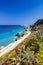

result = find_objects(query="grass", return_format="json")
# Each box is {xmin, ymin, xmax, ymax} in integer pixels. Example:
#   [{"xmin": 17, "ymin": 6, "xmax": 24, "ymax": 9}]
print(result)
[{"xmin": 0, "ymin": 52, "xmax": 8, "ymax": 60}]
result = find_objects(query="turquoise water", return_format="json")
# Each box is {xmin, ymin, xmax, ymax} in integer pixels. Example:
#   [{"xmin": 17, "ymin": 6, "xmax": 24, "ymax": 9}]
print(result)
[{"xmin": 0, "ymin": 25, "xmax": 25, "ymax": 46}]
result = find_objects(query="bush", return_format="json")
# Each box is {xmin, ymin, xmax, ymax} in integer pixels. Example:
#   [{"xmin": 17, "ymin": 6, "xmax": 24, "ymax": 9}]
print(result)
[{"xmin": 30, "ymin": 43, "xmax": 39, "ymax": 53}]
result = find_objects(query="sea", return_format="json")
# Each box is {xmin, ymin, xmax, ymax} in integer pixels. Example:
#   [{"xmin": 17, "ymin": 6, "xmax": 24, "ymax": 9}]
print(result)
[{"xmin": 0, "ymin": 25, "xmax": 26, "ymax": 46}]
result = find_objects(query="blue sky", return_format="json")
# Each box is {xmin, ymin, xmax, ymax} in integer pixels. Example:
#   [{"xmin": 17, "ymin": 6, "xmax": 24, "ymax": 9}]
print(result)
[{"xmin": 0, "ymin": 0, "xmax": 43, "ymax": 25}]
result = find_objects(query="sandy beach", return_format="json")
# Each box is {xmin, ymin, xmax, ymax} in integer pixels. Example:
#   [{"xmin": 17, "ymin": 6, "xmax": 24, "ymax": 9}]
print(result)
[{"xmin": 0, "ymin": 31, "xmax": 31, "ymax": 57}]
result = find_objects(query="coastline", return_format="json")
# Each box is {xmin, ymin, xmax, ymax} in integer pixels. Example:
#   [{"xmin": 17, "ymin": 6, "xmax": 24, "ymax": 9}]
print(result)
[
  {"xmin": 0, "ymin": 25, "xmax": 26, "ymax": 46},
  {"xmin": 0, "ymin": 31, "xmax": 31, "ymax": 57}
]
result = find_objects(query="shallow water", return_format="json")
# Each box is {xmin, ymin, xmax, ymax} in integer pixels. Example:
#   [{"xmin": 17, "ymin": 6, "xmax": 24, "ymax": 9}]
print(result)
[{"xmin": 0, "ymin": 25, "xmax": 25, "ymax": 46}]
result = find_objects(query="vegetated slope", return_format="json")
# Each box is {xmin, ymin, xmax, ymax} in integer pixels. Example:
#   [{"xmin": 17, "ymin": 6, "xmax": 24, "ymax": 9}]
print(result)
[
  {"xmin": 2, "ymin": 19, "xmax": 43, "ymax": 65},
  {"xmin": 34, "ymin": 19, "xmax": 43, "ymax": 25},
  {"xmin": 35, "ymin": 23, "xmax": 43, "ymax": 65}
]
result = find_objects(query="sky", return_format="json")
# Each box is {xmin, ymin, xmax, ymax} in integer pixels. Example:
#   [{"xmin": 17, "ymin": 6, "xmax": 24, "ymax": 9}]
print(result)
[{"xmin": 0, "ymin": 0, "xmax": 43, "ymax": 25}]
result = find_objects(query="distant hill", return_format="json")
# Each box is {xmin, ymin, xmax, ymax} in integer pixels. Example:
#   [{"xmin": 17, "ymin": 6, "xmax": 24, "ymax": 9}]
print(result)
[
  {"xmin": 34, "ymin": 19, "xmax": 43, "ymax": 25},
  {"xmin": 30, "ymin": 19, "xmax": 43, "ymax": 31}
]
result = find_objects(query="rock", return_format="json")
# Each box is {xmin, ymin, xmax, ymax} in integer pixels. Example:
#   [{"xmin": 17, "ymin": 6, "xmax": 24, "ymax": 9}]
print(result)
[
  {"xmin": 16, "ymin": 33, "xmax": 22, "ymax": 39},
  {"xmin": 16, "ymin": 33, "xmax": 21, "ymax": 37}
]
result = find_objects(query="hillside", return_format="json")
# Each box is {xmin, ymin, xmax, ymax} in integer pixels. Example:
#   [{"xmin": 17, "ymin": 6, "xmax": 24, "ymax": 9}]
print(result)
[
  {"xmin": 34, "ymin": 19, "xmax": 43, "ymax": 25},
  {"xmin": 0, "ymin": 19, "xmax": 43, "ymax": 65}
]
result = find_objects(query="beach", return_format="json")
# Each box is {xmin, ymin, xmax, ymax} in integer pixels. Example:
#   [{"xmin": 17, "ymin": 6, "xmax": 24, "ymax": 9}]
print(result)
[
  {"xmin": 0, "ymin": 31, "xmax": 31, "ymax": 57},
  {"xmin": 0, "ymin": 25, "xmax": 26, "ymax": 46}
]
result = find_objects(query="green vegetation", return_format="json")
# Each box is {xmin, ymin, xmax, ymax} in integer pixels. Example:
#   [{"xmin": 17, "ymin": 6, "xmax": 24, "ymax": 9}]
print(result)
[
  {"xmin": 0, "ymin": 18, "xmax": 43, "ymax": 65},
  {"xmin": 34, "ymin": 19, "xmax": 43, "ymax": 25},
  {"xmin": 35, "ymin": 42, "xmax": 43, "ymax": 65}
]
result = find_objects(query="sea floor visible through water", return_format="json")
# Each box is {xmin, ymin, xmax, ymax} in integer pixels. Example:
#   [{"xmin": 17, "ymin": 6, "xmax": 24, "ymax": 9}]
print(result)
[{"xmin": 0, "ymin": 25, "xmax": 26, "ymax": 46}]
